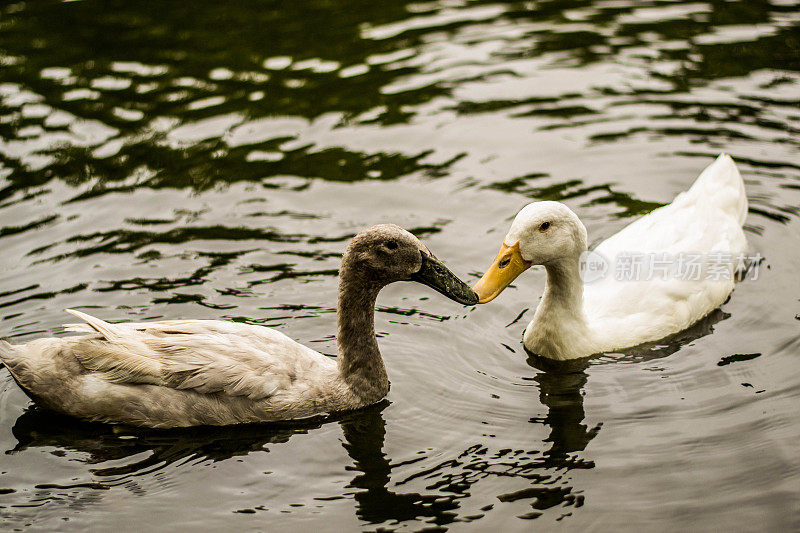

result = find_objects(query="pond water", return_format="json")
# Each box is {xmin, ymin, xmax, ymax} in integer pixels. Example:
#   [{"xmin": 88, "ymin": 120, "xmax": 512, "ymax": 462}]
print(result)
[{"xmin": 1, "ymin": 0, "xmax": 799, "ymax": 530}]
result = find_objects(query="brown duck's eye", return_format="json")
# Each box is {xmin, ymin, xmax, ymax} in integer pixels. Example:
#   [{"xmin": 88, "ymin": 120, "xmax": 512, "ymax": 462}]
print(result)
[
  {"xmin": 539, "ymin": 221, "xmax": 551, "ymax": 231},
  {"xmin": 385, "ymin": 240, "xmax": 398, "ymax": 250}
]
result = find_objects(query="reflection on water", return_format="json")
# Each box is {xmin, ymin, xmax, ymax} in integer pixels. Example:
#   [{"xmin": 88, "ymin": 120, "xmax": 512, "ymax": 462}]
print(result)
[
  {"xmin": 396, "ymin": 366, "xmax": 599, "ymax": 521},
  {"xmin": 1, "ymin": 0, "xmax": 799, "ymax": 529},
  {"xmin": 3, "ymin": 366, "xmax": 599, "ymax": 526},
  {"xmin": 9, "ymin": 408, "xmax": 323, "ymax": 478},
  {"xmin": 341, "ymin": 408, "xmax": 463, "ymax": 525}
]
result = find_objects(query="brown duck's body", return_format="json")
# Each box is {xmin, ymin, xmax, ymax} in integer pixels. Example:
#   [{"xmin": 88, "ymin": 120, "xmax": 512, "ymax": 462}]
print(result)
[{"xmin": 0, "ymin": 224, "xmax": 476, "ymax": 428}]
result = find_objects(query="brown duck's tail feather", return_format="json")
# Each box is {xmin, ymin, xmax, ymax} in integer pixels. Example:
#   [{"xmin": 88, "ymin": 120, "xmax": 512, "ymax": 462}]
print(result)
[
  {"xmin": 0, "ymin": 338, "xmax": 15, "ymax": 358},
  {"xmin": 0, "ymin": 340, "xmax": 24, "ymax": 382},
  {"xmin": 0, "ymin": 339, "xmax": 9, "ymax": 369},
  {"xmin": 64, "ymin": 309, "xmax": 123, "ymax": 342}
]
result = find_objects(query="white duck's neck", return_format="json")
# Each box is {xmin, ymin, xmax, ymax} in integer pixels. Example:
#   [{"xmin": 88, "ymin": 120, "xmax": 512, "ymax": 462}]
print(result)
[
  {"xmin": 336, "ymin": 263, "xmax": 389, "ymax": 404},
  {"xmin": 525, "ymin": 254, "xmax": 593, "ymax": 359}
]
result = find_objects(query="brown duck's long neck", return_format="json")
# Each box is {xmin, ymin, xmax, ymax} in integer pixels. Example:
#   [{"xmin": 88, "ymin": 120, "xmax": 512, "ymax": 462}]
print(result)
[{"xmin": 336, "ymin": 262, "xmax": 389, "ymax": 403}]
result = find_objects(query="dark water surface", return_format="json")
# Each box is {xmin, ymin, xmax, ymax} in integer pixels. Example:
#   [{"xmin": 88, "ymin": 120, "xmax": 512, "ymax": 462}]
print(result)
[{"xmin": 1, "ymin": 0, "xmax": 799, "ymax": 530}]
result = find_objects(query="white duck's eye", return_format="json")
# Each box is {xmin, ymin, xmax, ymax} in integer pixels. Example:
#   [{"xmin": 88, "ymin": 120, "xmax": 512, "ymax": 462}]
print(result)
[
  {"xmin": 385, "ymin": 241, "xmax": 398, "ymax": 250},
  {"xmin": 539, "ymin": 221, "xmax": 551, "ymax": 231}
]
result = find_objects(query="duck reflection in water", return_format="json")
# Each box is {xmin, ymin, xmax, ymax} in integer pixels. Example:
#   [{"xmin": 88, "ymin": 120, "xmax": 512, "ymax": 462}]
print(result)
[
  {"xmin": 5, "ymin": 403, "xmax": 463, "ymax": 525},
  {"xmin": 5, "ymin": 387, "xmax": 593, "ymax": 526},
  {"xmin": 348, "ymin": 364, "xmax": 600, "ymax": 523},
  {"xmin": 456, "ymin": 359, "xmax": 600, "ymax": 520},
  {"xmin": 527, "ymin": 358, "xmax": 599, "ymax": 468}
]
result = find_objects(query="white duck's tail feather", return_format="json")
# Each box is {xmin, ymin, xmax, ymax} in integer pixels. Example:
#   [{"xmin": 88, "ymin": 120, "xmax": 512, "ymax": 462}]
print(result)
[{"xmin": 687, "ymin": 153, "xmax": 748, "ymax": 225}]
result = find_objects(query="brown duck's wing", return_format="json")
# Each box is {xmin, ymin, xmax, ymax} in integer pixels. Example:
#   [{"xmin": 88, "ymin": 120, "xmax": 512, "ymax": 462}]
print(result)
[{"xmin": 64, "ymin": 309, "xmax": 330, "ymax": 401}]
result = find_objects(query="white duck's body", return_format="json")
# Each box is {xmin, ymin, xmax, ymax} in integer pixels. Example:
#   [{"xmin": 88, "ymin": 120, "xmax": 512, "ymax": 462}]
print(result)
[
  {"xmin": 0, "ymin": 225, "xmax": 478, "ymax": 427},
  {"xmin": 474, "ymin": 154, "xmax": 749, "ymax": 360}
]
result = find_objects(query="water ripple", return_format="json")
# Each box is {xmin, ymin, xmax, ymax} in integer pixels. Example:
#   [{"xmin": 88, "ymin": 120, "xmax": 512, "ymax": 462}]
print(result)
[{"xmin": 1, "ymin": 0, "xmax": 799, "ymax": 529}]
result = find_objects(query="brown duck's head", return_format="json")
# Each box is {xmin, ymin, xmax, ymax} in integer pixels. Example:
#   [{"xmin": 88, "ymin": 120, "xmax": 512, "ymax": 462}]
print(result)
[{"xmin": 344, "ymin": 224, "xmax": 478, "ymax": 305}]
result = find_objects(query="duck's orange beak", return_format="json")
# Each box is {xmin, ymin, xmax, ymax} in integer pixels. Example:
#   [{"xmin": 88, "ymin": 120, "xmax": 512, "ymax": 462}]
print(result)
[{"xmin": 472, "ymin": 241, "xmax": 532, "ymax": 304}]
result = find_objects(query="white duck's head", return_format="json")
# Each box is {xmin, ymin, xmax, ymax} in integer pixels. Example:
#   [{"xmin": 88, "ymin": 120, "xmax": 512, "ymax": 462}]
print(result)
[{"xmin": 473, "ymin": 201, "xmax": 587, "ymax": 303}]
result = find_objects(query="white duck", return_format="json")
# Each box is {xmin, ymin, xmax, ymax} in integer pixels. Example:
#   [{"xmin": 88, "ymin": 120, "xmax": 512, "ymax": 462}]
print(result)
[
  {"xmin": 0, "ymin": 224, "xmax": 477, "ymax": 427},
  {"xmin": 473, "ymin": 154, "xmax": 749, "ymax": 360}
]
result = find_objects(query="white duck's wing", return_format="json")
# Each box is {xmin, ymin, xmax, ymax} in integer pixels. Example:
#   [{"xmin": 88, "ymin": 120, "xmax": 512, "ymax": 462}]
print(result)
[
  {"xmin": 63, "ymin": 309, "xmax": 334, "ymax": 401},
  {"xmin": 584, "ymin": 155, "xmax": 749, "ymax": 348},
  {"xmin": 595, "ymin": 154, "xmax": 747, "ymax": 258}
]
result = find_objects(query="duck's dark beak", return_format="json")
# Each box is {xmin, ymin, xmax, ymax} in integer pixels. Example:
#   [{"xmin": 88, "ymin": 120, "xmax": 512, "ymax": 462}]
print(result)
[{"xmin": 409, "ymin": 252, "xmax": 478, "ymax": 305}]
